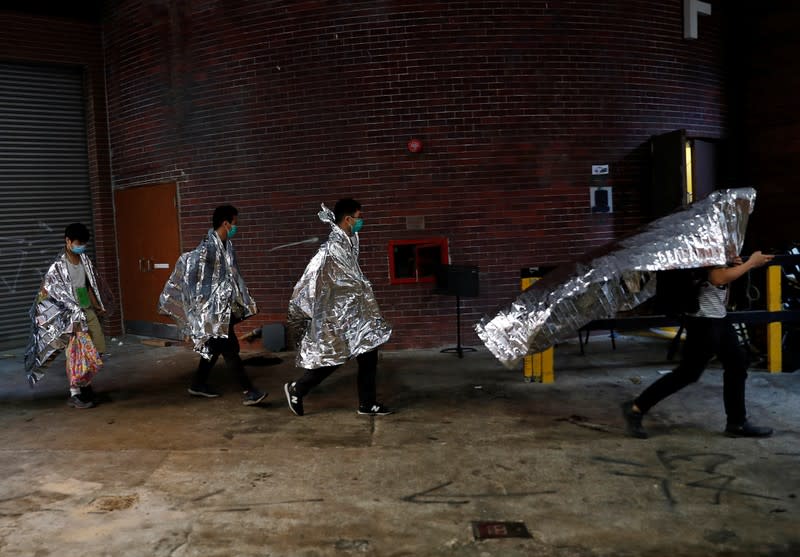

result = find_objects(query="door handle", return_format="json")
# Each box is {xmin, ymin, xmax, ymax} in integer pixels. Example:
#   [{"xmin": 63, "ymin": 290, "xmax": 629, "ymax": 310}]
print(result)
[{"xmin": 139, "ymin": 258, "xmax": 145, "ymax": 273}]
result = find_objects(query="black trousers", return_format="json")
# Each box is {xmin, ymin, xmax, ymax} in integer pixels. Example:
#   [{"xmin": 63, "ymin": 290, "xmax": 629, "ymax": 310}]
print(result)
[
  {"xmin": 193, "ymin": 322, "xmax": 254, "ymax": 391},
  {"xmin": 293, "ymin": 349, "xmax": 378, "ymax": 406},
  {"xmin": 635, "ymin": 316, "xmax": 748, "ymax": 425}
]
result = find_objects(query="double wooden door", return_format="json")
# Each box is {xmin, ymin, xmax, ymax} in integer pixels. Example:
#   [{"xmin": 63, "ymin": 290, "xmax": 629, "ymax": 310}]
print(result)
[{"xmin": 114, "ymin": 183, "xmax": 181, "ymax": 338}]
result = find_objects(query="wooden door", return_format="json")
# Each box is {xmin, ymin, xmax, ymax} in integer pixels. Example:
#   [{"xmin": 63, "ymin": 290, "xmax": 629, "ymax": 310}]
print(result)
[{"xmin": 114, "ymin": 183, "xmax": 181, "ymax": 337}]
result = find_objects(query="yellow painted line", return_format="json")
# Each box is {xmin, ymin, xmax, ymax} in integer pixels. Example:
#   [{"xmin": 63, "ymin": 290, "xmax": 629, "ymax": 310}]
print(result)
[{"xmin": 685, "ymin": 141, "xmax": 693, "ymax": 204}]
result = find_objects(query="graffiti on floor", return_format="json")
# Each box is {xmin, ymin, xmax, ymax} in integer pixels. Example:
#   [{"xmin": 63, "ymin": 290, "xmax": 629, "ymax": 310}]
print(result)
[
  {"xmin": 198, "ymin": 497, "xmax": 325, "ymax": 513},
  {"xmin": 402, "ymin": 480, "xmax": 556, "ymax": 505},
  {"xmin": 592, "ymin": 450, "xmax": 784, "ymax": 507},
  {"xmin": 87, "ymin": 494, "xmax": 139, "ymax": 513}
]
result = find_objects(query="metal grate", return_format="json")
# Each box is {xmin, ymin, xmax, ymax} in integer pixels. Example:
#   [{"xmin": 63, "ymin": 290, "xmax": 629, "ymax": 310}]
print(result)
[{"xmin": 0, "ymin": 62, "xmax": 93, "ymax": 346}]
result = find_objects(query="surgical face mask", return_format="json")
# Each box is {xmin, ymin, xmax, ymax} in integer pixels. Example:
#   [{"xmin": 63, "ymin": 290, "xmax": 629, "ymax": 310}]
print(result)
[
  {"xmin": 228, "ymin": 224, "xmax": 238, "ymax": 238},
  {"xmin": 351, "ymin": 218, "xmax": 364, "ymax": 234},
  {"xmin": 70, "ymin": 243, "xmax": 86, "ymax": 255}
]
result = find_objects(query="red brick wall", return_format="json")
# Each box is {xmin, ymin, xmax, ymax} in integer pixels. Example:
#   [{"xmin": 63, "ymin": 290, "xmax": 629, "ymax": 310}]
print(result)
[
  {"xmin": 728, "ymin": 1, "xmax": 800, "ymax": 252},
  {"xmin": 0, "ymin": 12, "xmax": 121, "ymax": 335},
  {"xmin": 103, "ymin": 0, "xmax": 728, "ymax": 349}
]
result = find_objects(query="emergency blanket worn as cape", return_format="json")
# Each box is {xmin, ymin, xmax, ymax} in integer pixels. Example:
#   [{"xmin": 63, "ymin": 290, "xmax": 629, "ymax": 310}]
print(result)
[
  {"xmin": 158, "ymin": 229, "xmax": 257, "ymax": 359},
  {"xmin": 24, "ymin": 251, "xmax": 105, "ymax": 385},
  {"xmin": 475, "ymin": 188, "xmax": 756, "ymax": 369},
  {"xmin": 288, "ymin": 204, "xmax": 392, "ymax": 369}
]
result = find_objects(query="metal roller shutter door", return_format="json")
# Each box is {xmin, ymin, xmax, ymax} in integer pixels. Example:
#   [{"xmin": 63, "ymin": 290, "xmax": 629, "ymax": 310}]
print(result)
[{"xmin": 0, "ymin": 62, "xmax": 93, "ymax": 347}]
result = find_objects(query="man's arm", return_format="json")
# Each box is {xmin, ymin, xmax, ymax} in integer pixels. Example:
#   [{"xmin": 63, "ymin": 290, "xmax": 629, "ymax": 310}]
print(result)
[
  {"xmin": 708, "ymin": 251, "xmax": 774, "ymax": 286},
  {"xmin": 88, "ymin": 287, "xmax": 105, "ymax": 315}
]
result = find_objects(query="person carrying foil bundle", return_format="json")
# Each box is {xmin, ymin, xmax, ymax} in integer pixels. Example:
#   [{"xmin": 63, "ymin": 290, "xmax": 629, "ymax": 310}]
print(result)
[
  {"xmin": 284, "ymin": 198, "xmax": 393, "ymax": 417},
  {"xmin": 158, "ymin": 205, "xmax": 267, "ymax": 406},
  {"xmin": 622, "ymin": 251, "xmax": 775, "ymax": 439},
  {"xmin": 24, "ymin": 223, "xmax": 106, "ymax": 409}
]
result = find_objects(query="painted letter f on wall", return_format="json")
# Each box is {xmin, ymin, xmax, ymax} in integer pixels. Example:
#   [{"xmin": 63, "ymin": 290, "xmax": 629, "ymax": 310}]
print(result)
[{"xmin": 684, "ymin": 0, "xmax": 712, "ymax": 40}]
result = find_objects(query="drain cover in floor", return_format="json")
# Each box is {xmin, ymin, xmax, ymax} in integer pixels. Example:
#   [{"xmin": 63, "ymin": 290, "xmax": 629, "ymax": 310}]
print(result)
[{"xmin": 471, "ymin": 521, "xmax": 532, "ymax": 540}]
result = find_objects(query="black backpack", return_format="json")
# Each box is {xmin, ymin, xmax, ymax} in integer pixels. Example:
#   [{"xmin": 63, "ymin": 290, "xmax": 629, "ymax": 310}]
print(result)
[{"xmin": 654, "ymin": 268, "xmax": 706, "ymax": 316}]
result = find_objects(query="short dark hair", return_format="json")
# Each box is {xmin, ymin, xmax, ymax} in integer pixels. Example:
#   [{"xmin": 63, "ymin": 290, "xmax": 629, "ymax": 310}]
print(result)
[
  {"xmin": 64, "ymin": 222, "xmax": 90, "ymax": 242},
  {"xmin": 213, "ymin": 205, "xmax": 238, "ymax": 229},
  {"xmin": 333, "ymin": 198, "xmax": 361, "ymax": 224}
]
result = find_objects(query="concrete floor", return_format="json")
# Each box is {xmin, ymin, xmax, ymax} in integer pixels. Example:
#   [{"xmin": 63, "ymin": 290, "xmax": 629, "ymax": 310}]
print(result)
[{"xmin": 0, "ymin": 331, "xmax": 798, "ymax": 557}]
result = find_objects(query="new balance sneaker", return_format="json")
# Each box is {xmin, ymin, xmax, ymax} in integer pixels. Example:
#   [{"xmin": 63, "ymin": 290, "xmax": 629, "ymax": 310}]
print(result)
[
  {"xmin": 242, "ymin": 389, "xmax": 267, "ymax": 406},
  {"xmin": 68, "ymin": 394, "xmax": 94, "ymax": 409},
  {"xmin": 725, "ymin": 420, "xmax": 773, "ymax": 438},
  {"xmin": 357, "ymin": 403, "xmax": 393, "ymax": 416},
  {"xmin": 621, "ymin": 400, "xmax": 648, "ymax": 439},
  {"xmin": 284, "ymin": 382, "xmax": 304, "ymax": 416},
  {"xmin": 188, "ymin": 384, "xmax": 221, "ymax": 398}
]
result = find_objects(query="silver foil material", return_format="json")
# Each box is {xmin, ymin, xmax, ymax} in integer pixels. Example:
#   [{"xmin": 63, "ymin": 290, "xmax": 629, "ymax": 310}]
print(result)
[
  {"xmin": 476, "ymin": 188, "xmax": 756, "ymax": 368},
  {"xmin": 24, "ymin": 251, "xmax": 106, "ymax": 384},
  {"xmin": 288, "ymin": 204, "xmax": 392, "ymax": 369},
  {"xmin": 158, "ymin": 229, "xmax": 258, "ymax": 358}
]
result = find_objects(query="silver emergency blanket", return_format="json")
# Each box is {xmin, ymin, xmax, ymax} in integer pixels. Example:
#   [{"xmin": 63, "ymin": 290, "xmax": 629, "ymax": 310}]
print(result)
[
  {"xmin": 158, "ymin": 229, "xmax": 257, "ymax": 358},
  {"xmin": 476, "ymin": 187, "xmax": 756, "ymax": 368},
  {"xmin": 24, "ymin": 251, "xmax": 105, "ymax": 384},
  {"xmin": 288, "ymin": 204, "xmax": 392, "ymax": 369}
]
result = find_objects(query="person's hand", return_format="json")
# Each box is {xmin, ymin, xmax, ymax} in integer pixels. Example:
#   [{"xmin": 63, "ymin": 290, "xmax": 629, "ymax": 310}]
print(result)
[
  {"xmin": 748, "ymin": 251, "xmax": 775, "ymax": 268},
  {"xmin": 94, "ymin": 306, "xmax": 107, "ymax": 317},
  {"xmin": 239, "ymin": 329, "xmax": 260, "ymax": 344},
  {"xmin": 731, "ymin": 256, "xmax": 743, "ymax": 266}
]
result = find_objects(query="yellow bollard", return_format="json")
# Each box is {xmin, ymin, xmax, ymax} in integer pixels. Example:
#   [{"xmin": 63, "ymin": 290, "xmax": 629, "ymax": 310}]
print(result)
[
  {"xmin": 766, "ymin": 264, "xmax": 782, "ymax": 373},
  {"xmin": 521, "ymin": 274, "xmax": 554, "ymax": 383}
]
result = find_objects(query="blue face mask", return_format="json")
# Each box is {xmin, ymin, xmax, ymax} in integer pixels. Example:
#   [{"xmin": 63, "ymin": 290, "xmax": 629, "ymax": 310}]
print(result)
[
  {"xmin": 70, "ymin": 244, "xmax": 86, "ymax": 255},
  {"xmin": 351, "ymin": 218, "xmax": 364, "ymax": 234},
  {"xmin": 228, "ymin": 224, "xmax": 238, "ymax": 238}
]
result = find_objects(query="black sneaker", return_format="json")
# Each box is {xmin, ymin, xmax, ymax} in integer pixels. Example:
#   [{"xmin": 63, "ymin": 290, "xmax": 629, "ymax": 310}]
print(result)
[
  {"xmin": 188, "ymin": 384, "xmax": 220, "ymax": 398},
  {"xmin": 80, "ymin": 385, "xmax": 95, "ymax": 403},
  {"xmin": 284, "ymin": 382, "xmax": 304, "ymax": 416},
  {"xmin": 621, "ymin": 401, "xmax": 648, "ymax": 439},
  {"xmin": 357, "ymin": 403, "xmax": 393, "ymax": 416},
  {"xmin": 68, "ymin": 394, "xmax": 94, "ymax": 409},
  {"xmin": 725, "ymin": 420, "xmax": 773, "ymax": 438},
  {"xmin": 242, "ymin": 389, "xmax": 267, "ymax": 406}
]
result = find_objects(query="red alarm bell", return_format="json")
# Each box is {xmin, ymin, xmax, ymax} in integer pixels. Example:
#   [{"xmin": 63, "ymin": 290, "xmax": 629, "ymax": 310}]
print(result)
[{"xmin": 407, "ymin": 138, "xmax": 423, "ymax": 153}]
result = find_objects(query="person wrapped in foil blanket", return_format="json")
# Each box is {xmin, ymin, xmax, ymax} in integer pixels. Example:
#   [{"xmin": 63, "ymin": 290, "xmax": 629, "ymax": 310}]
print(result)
[
  {"xmin": 288, "ymin": 203, "xmax": 392, "ymax": 370},
  {"xmin": 158, "ymin": 226, "xmax": 257, "ymax": 359},
  {"xmin": 475, "ymin": 187, "xmax": 756, "ymax": 369},
  {"xmin": 158, "ymin": 205, "xmax": 266, "ymax": 405},
  {"xmin": 24, "ymin": 225, "xmax": 105, "ymax": 390}
]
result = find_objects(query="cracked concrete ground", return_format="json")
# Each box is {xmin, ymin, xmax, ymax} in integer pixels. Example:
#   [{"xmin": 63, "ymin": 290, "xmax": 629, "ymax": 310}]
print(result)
[{"xmin": 0, "ymin": 332, "xmax": 798, "ymax": 556}]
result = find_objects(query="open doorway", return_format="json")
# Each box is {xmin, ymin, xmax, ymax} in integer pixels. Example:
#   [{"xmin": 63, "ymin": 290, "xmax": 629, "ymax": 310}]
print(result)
[{"xmin": 649, "ymin": 129, "xmax": 721, "ymax": 219}]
